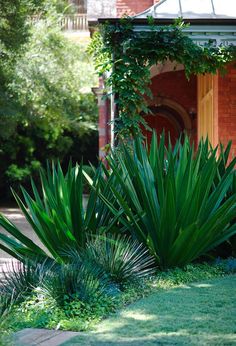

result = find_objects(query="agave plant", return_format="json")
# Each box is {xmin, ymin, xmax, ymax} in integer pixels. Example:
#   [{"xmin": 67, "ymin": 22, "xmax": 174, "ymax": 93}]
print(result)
[
  {"xmin": 0, "ymin": 162, "xmax": 122, "ymax": 263},
  {"xmin": 99, "ymin": 133, "xmax": 236, "ymax": 269}
]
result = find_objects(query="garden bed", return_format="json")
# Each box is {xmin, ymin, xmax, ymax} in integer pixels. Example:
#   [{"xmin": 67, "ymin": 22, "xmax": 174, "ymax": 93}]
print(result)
[{"xmin": 1, "ymin": 261, "xmax": 235, "ymax": 345}]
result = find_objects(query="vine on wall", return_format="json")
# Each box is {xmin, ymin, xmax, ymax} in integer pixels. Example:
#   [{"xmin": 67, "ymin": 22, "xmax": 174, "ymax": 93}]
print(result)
[{"xmin": 89, "ymin": 18, "xmax": 236, "ymax": 138}]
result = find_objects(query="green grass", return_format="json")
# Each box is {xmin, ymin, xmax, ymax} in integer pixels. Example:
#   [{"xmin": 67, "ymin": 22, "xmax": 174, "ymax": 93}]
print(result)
[
  {"xmin": 0, "ymin": 262, "xmax": 234, "ymax": 345},
  {"xmin": 63, "ymin": 275, "xmax": 236, "ymax": 346}
]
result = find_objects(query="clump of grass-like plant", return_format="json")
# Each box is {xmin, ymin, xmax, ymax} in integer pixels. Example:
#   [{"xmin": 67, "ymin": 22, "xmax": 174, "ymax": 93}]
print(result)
[
  {"xmin": 0, "ymin": 260, "xmax": 49, "ymax": 307},
  {"xmin": 0, "ymin": 235, "xmax": 155, "ymax": 315},
  {"xmin": 80, "ymin": 235, "xmax": 156, "ymax": 288}
]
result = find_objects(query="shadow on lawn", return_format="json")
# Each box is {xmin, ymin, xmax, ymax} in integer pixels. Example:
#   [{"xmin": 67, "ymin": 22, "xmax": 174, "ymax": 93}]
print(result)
[{"xmin": 63, "ymin": 276, "xmax": 236, "ymax": 346}]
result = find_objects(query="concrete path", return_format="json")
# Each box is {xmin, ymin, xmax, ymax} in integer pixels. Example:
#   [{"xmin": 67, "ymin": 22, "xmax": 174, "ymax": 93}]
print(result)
[{"xmin": 13, "ymin": 328, "xmax": 81, "ymax": 346}]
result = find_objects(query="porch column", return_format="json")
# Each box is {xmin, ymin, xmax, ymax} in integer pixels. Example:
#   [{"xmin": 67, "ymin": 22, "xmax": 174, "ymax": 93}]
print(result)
[
  {"xmin": 92, "ymin": 77, "xmax": 111, "ymax": 159},
  {"xmin": 197, "ymin": 73, "xmax": 219, "ymax": 147}
]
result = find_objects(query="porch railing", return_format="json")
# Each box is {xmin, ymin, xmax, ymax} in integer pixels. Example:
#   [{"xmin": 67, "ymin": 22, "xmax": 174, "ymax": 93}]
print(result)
[
  {"xmin": 60, "ymin": 14, "xmax": 88, "ymax": 31},
  {"xmin": 31, "ymin": 14, "xmax": 88, "ymax": 31}
]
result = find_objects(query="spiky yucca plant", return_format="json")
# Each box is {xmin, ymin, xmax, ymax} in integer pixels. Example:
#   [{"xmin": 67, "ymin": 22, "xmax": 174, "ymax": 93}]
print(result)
[
  {"xmin": 0, "ymin": 162, "xmax": 121, "ymax": 263},
  {"xmin": 99, "ymin": 133, "xmax": 236, "ymax": 269}
]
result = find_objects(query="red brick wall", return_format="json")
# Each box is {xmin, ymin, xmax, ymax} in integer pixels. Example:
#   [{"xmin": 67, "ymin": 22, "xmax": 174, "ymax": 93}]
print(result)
[
  {"xmin": 98, "ymin": 70, "xmax": 197, "ymax": 153},
  {"xmin": 117, "ymin": 0, "xmax": 159, "ymax": 17},
  {"xmin": 218, "ymin": 63, "xmax": 236, "ymax": 155},
  {"xmin": 149, "ymin": 70, "xmax": 197, "ymax": 144}
]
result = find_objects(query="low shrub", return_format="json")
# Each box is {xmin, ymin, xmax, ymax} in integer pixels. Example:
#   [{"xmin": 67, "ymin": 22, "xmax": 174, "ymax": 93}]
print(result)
[
  {"xmin": 41, "ymin": 262, "xmax": 107, "ymax": 307},
  {"xmin": 215, "ymin": 257, "xmax": 236, "ymax": 274},
  {"xmin": 0, "ymin": 235, "xmax": 155, "ymax": 334}
]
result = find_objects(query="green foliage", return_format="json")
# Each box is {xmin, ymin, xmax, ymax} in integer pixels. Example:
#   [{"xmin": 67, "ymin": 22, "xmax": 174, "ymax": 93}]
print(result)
[
  {"xmin": 0, "ymin": 0, "xmax": 45, "ymax": 58},
  {"xmin": 154, "ymin": 263, "xmax": 226, "ymax": 289},
  {"xmin": 51, "ymin": 0, "xmax": 77, "ymax": 14},
  {"xmin": 0, "ymin": 262, "xmax": 229, "ymax": 337},
  {"xmin": 198, "ymin": 140, "xmax": 236, "ymax": 257},
  {"xmin": 3, "ymin": 287, "xmax": 116, "ymax": 332},
  {"xmin": 89, "ymin": 18, "xmax": 236, "ymax": 137},
  {"xmin": 11, "ymin": 19, "xmax": 97, "ymax": 131},
  {"xmin": 99, "ymin": 133, "xmax": 236, "ymax": 269},
  {"xmin": 62, "ymin": 236, "xmax": 156, "ymax": 289},
  {"xmin": 6, "ymin": 161, "xmax": 41, "ymax": 186},
  {"xmin": 0, "ymin": 238, "xmax": 156, "ymax": 335},
  {"xmin": 41, "ymin": 263, "xmax": 106, "ymax": 307},
  {"xmin": 0, "ymin": 0, "xmax": 47, "ymax": 126},
  {"xmin": 79, "ymin": 235, "xmax": 156, "ymax": 288},
  {"xmin": 0, "ymin": 7, "xmax": 98, "ymax": 200},
  {"xmin": 0, "ymin": 260, "xmax": 48, "ymax": 307},
  {"xmin": 0, "ymin": 161, "xmax": 122, "ymax": 262}
]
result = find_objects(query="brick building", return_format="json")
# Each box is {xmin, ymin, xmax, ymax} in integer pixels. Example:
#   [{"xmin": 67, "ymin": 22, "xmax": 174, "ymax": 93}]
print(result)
[{"xmin": 89, "ymin": 0, "xmax": 236, "ymax": 155}]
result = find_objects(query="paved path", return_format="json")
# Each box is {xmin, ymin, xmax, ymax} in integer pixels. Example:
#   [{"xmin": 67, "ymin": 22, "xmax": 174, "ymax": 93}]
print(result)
[{"xmin": 13, "ymin": 329, "xmax": 81, "ymax": 346}]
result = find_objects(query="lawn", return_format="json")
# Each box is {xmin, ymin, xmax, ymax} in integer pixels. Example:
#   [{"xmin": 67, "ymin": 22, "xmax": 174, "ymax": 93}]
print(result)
[{"xmin": 63, "ymin": 275, "xmax": 236, "ymax": 346}]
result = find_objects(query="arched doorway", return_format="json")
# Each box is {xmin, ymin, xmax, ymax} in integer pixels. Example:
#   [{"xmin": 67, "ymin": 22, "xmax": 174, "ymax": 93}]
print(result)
[{"xmin": 142, "ymin": 101, "xmax": 192, "ymax": 145}]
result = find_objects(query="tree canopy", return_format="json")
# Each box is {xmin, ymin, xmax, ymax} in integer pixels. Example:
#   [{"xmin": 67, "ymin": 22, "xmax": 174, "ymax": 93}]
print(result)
[{"xmin": 0, "ymin": 0, "xmax": 98, "ymax": 200}]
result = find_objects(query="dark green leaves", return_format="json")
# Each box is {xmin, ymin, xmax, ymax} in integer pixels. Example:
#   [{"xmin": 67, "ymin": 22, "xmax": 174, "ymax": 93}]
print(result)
[
  {"xmin": 0, "ymin": 162, "xmax": 120, "ymax": 263},
  {"xmin": 100, "ymin": 134, "xmax": 236, "ymax": 269}
]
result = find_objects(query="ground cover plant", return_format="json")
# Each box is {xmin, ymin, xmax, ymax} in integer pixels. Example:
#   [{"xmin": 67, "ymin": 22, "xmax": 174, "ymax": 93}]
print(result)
[{"xmin": 0, "ymin": 236, "xmax": 156, "ymax": 344}]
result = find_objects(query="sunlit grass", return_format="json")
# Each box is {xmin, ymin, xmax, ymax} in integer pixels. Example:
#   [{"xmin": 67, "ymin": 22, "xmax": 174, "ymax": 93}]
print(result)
[{"xmin": 64, "ymin": 275, "xmax": 236, "ymax": 345}]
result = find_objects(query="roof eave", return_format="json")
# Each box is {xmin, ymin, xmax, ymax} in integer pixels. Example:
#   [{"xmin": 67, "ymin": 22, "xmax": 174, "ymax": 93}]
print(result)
[{"xmin": 96, "ymin": 17, "xmax": 236, "ymax": 26}]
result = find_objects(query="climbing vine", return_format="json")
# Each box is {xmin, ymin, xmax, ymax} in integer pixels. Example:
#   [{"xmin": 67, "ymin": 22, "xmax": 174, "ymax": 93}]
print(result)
[{"xmin": 89, "ymin": 17, "xmax": 236, "ymax": 138}]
